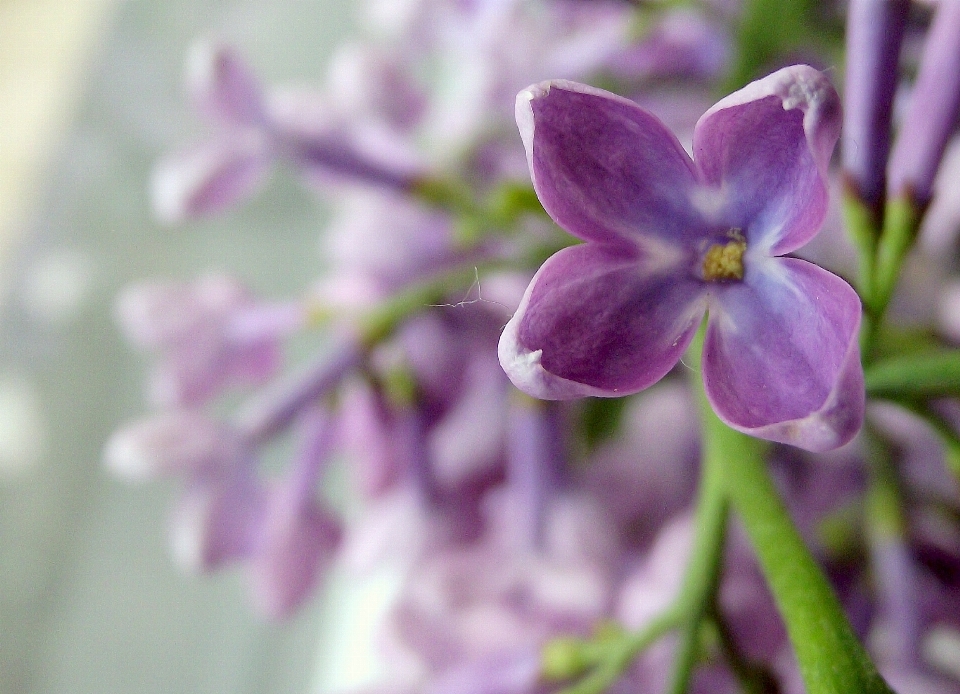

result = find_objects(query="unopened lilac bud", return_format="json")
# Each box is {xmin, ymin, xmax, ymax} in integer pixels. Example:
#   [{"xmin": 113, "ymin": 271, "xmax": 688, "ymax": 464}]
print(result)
[
  {"xmin": 498, "ymin": 395, "xmax": 561, "ymax": 551},
  {"xmin": 870, "ymin": 539, "xmax": 919, "ymax": 667},
  {"xmin": 234, "ymin": 334, "xmax": 362, "ymax": 443},
  {"xmin": 843, "ymin": 0, "xmax": 909, "ymax": 207},
  {"xmin": 888, "ymin": 1, "xmax": 960, "ymax": 205},
  {"xmin": 280, "ymin": 131, "xmax": 421, "ymax": 193},
  {"xmin": 617, "ymin": 514, "xmax": 693, "ymax": 629},
  {"xmin": 339, "ymin": 378, "xmax": 397, "ymax": 495},
  {"xmin": 429, "ymin": 354, "xmax": 508, "ymax": 492},
  {"xmin": 185, "ymin": 40, "xmax": 265, "ymax": 126},
  {"xmin": 151, "ymin": 132, "xmax": 273, "ymax": 223},
  {"xmin": 541, "ymin": 637, "xmax": 590, "ymax": 681}
]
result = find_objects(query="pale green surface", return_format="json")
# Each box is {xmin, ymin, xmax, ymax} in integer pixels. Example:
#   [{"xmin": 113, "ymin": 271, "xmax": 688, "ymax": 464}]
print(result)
[{"xmin": 0, "ymin": 2, "xmax": 356, "ymax": 693}]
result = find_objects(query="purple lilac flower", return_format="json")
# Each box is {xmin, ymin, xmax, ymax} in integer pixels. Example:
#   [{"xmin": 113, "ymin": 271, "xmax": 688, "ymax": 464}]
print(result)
[
  {"xmin": 104, "ymin": 409, "xmax": 266, "ymax": 571},
  {"xmin": 498, "ymin": 66, "xmax": 865, "ymax": 452},
  {"xmin": 609, "ymin": 9, "xmax": 731, "ymax": 83},
  {"xmin": 385, "ymin": 492, "xmax": 619, "ymax": 678},
  {"xmin": 153, "ymin": 41, "xmax": 421, "ymax": 223},
  {"xmin": 115, "ymin": 273, "xmax": 298, "ymax": 406}
]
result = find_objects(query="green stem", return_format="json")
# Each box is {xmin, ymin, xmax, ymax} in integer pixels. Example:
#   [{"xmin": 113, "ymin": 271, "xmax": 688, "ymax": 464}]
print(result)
[
  {"xmin": 666, "ymin": 373, "xmax": 730, "ymax": 694},
  {"xmin": 684, "ymin": 320, "xmax": 892, "ymax": 693},
  {"xmin": 553, "ymin": 613, "xmax": 681, "ymax": 694},
  {"xmin": 865, "ymin": 349, "xmax": 960, "ymax": 399},
  {"xmin": 713, "ymin": 419, "xmax": 894, "ymax": 693},
  {"xmin": 842, "ymin": 189, "xmax": 880, "ymax": 305},
  {"xmin": 359, "ymin": 261, "xmax": 502, "ymax": 345},
  {"xmin": 863, "ymin": 430, "xmax": 907, "ymax": 539},
  {"xmin": 862, "ymin": 196, "xmax": 923, "ymax": 359}
]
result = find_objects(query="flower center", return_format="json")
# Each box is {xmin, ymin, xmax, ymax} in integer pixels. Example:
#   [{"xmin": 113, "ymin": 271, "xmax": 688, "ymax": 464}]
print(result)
[{"xmin": 701, "ymin": 229, "xmax": 746, "ymax": 282}]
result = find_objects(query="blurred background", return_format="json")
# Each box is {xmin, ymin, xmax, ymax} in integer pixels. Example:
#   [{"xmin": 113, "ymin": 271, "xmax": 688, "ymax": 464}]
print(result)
[{"xmin": 0, "ymin": 1, "xmax": 359, "ymax": 692}]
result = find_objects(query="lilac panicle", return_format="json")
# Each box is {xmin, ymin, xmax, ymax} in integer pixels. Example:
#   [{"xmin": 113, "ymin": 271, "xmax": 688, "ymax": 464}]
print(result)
[
  {"xmin": 887, "ymin": 1, "xmax": 960, "ymax": 205},
  {"xmin": 842, "ymin": 0, "xmax": 909, "ymax": 207},
  {"xmin": 498, "ymin": 66, "xmax": 864, "ymax": 452},
  {"xmin": 152, "ymin": 40, "xmax": 422, "ymax": 224}
]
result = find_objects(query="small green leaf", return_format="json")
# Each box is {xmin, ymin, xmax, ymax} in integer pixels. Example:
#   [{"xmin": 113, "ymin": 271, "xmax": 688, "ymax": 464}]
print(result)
[{"xmin": 865, "ymin": 350, "xmax": 960, "ymax": 399}]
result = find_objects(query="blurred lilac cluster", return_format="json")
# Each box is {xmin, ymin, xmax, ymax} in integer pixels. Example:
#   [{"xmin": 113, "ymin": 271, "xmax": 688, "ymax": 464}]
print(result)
[{"xmin": 102, "ymin": 0, "xmax": 960, "ymax": 692}]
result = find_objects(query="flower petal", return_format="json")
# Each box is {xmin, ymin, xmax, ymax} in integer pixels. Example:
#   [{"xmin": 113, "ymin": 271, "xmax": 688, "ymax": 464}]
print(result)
[
  {"xmin": 499, "ymin": 243, "xmax": 705, "ymax": 399},
  {"xmin": 517, "ymin": 80, "xmax": 700, "ymax": 247},
  {"xmin": 186, "ymin": 40, "xmax": 265, "ymax": 126},
  {"xmin": 692, "ymin": 65, "xmax": 841, "ymax": 255},
  {"xmin": 702, "ymin": 257, "xmax": 863, "ymax": 451},
  {"xmin": 151, "ymin": 132, "xmax": 273, "ymax": 224}
]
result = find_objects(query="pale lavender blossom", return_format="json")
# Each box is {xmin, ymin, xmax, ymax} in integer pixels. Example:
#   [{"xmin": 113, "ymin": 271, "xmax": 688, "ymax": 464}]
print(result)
[
  {"xmin": 106, "ymin": 331, "xmax": 362, "ymax": 617},
  {"xmin": 578, "ymin": 381, "xmax": 699, "ymax": 545},
  {"xmin": 104, "ymin": 408, "xmax": 266, "ymax": 572},
  {"xmin": 103, "ymin": 408, "xmax": 246, "ymax": 481},
  {"xmin": 609, "ymin": 9, "xmax": 731, "ymax": 83},
  {"xmin": 361, "ymin": 460, "xmax": 625, "ymax": 692},
  {"xmin": 338, "ymin": 377, "xmax": 415, "ymax": 498},
  {"xmin": 424, "ymin": 648, "xmax": 544, "ymax": 694},
  {"xmin": 115, "ymin": 273, "xmax": 298, "ymax": 406},
  {"xmin": 499, "ymin": 66, "xmax": 865, "ymax": 452},
  {"xmin": 153, "ymin": 41, "xmax": 422, "ymax": 223}
]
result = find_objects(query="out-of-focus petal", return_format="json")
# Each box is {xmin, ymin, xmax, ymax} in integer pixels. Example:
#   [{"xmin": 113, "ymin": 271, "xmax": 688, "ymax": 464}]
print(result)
[
  {"xmin": 103, "ymin": 411, "xmax": 243, "ymax": 481},
  {"xmin": 692, "ymin": 65, "xmax": 841, "ymax": 255},
  {"xmin": 151, "ymin": 131, "xmax": 273, "ymax": 223},
  {"xmin": 429, "ymin": 353, "xmax": 507, "ymax": 491},
  {"xmin": 517, "ymin": 80, "xmax": 699, "ymax": 247},
  {"xmin": 499, "ymin": 243, "xmax": 705, "ymax": 399},
  {"xmin": 185, "ymin": 40, "xmax": 265, "ymax": 126},
  {"xmin": 247, "ymin": 494, "xmax": 341, "ymax": 620},
  {"xmin": 424, "ymin": 648, "xmax": 542, "ymax": 694},
  {"xmin": 168, "ymin": 466, "xmax": 265, "ymax": 573},
  {"xmin": 703, "ymin": 257, "xmax": 863, "ymax": 451}
]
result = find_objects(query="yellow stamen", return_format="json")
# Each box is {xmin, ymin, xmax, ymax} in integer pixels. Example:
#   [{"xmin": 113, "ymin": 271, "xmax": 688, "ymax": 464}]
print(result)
[{"xmin": 702, "ymin": 232, "xmax": 746, "ymax": 281}]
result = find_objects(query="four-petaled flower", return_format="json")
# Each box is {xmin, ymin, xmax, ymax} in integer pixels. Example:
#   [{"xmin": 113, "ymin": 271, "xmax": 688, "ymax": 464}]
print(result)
[{"xmin": 498, "ymin": 66, "xmax": 864, "ymax": 452}]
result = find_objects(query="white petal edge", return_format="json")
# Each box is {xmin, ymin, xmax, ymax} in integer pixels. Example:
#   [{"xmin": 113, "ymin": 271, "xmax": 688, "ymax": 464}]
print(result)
[
  {"xmin": 497, "ymin": 278, "xmax": 616, "ymax": 401},
  {"xmin": 707, "ymin": 331, "xmax": 864, "ymax": 452}
]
